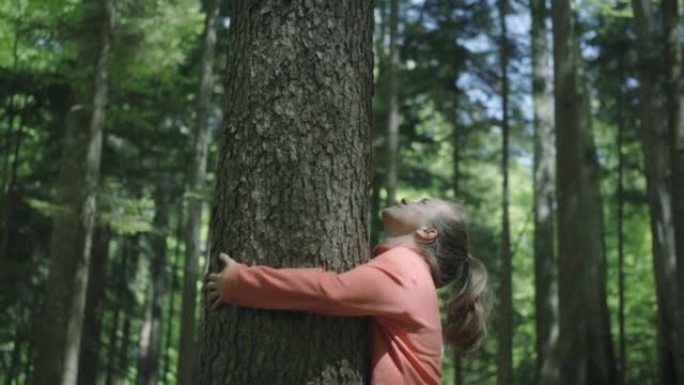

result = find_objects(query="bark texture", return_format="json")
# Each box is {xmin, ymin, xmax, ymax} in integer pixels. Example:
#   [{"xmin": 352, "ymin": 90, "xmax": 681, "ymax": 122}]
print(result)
[
  {"xmin": 178, "ymin": 0, "xmax": 220, "ymax": 382},
  {"xmin": 31, "ymin": 1, "xmax": 114, "ymax": 384},
  {"xmin": 199, "ymin": 0, "xmax": 374, "ymax": 384},
  {"xmin": 531, "ymin": 0, "xmax": 558, "ymax": 383}
]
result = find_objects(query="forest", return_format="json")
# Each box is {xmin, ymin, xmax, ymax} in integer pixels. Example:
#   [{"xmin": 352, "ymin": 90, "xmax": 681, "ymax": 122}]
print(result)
[{"xmin": 0, "ymin": 0, "xmax": 683, "ymax": 384}]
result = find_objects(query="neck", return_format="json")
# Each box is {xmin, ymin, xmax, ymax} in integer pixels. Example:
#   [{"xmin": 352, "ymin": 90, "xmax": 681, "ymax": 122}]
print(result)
[{"xmin": 383, "ymin": 234, "xmax": 416, "ymax": 246}]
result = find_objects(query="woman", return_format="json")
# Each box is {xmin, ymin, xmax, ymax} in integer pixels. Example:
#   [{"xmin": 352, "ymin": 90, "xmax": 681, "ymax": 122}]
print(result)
[{"xmin": 205, "ymin": 197, "xmax": 491, "ymax": 385}]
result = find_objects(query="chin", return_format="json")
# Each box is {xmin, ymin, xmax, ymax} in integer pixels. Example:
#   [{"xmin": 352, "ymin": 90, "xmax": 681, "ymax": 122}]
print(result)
[{"xmin": 379, "ymin": 207, "xmax": 388, "ymax": 221}]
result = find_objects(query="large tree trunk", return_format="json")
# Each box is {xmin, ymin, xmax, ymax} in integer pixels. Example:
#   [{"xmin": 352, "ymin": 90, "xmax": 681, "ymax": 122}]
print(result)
[
  {"xmin": 198, "ymin": 1, "xmax": 374, "ymax": 384},
  {"xmin": 496, "ymin": 0, "xmax": 512, "ymax": 384},
  {"xmin": 385, "ymin": 0, "xmax": 399, "ymax": 205},
  {"xmin": 137, "ymin": 176, "xmax": 170, "ymax": 385},
  {"xmin": 177, "ymin": 0, "xmax": 220, "ymax": 382},
  {"xmin": 531, "ymin": 0, "xmax": 558, "ymax": 383},
  {"xmin": 631, "ymin": 1, "xmax": 684, "ymax": 384},
  {"xmin": 31, "ymin": 2, "xmax": 115, "ymax": 385},
  {"xmin": 77, "ymin": 226, "xmax": 111, "ymax": 385}
]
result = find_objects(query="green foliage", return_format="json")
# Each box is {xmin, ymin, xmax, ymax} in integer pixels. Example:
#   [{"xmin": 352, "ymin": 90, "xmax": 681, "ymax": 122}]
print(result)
[{"xmin": 0, "ymin": 0, "xmax": 667, "ymax": 384}]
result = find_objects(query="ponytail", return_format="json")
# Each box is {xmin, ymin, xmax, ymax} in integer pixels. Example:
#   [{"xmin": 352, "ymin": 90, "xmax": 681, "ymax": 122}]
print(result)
[
  {"xmin": 416, "ymin": 200, "xmax": 492, "ymax": 355},
  {"xmin": 444, "ymin": 255, "xmax": 491, "ymax": 355}
]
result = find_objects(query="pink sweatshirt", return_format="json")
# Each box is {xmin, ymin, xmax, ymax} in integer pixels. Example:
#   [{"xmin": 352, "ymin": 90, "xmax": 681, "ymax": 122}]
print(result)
[{"xmin": 222, "ymin": 243, "xmax": 443, "ymax": 385}]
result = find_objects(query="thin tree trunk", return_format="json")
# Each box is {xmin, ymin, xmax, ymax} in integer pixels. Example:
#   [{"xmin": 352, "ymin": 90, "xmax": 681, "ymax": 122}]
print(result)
[
  {"xmin": 32, "ymin": 1, "xmax": 115, "ymax": 384},
  {"xmin": 497, "ymin": 0, "xmax": 512, "ymax": 384},
  {"xmin": 577, "ymin": 38, "xmax": 618, "ymax": 385},
  {"xmin": 616, "ymin": 54, "xmax": 627, "ymax": 385},
  {"xmin": 113, "ymin": 236, "xmax": 140, "ymax": 385},
  {"xmin": 552, "ymin": 1, "xmax": 587, "ymax": 383},
  {"xmin": 453, "ymin": 354, "xmax": 462, "ymax": 385},
  {"xmin": 370, "ymin": 177, "xmax": 382, "ymax": 247},
  {"xmin": 385, "ymin": 0, "xmax": 399, "ymax": 205},
  {"xmin": 77, "ymin": 226, "xmax": 110, "ymax": 385},
  {"xmin": 177, "ymin": 1, "xmax": 220, "ymax": 382},
  {"xmin": 105, "ymin": 238, "xmax": 128, "ymax": 385},
  {"xmin": 23, "ymin": 344, "xmax": 32, "ymax": 385},
  {"xmin": 0, "ymin": 105, "xmax": 24, "ymax": 264},
  {"xmin": 5, "ymin": 328, "xmax": 23, "ymax": 385},
  {"xmin": 137, "ymin": 176, "xmax": 170, "ymax": 385},
  {"xmin": 0, "ymin": 17, "xmax": 22, "ymax": 246},
  {"xmin": 531, "ymin": 0, "xmax": 558, "ymax": 383},
  {"xmin": 631, "ymin": 1, "xmax": 684, "ymax": 384},
  {"xmin": 198, "ymin": 0, "xmax": 374, "ymax": 383},
  {"xmin": 162, "ymin": 199, "xmax": 184, "ymax": 385},
  {"xmin": 451, "ymin": 109, "xmax": 461, "ymax": 198}
]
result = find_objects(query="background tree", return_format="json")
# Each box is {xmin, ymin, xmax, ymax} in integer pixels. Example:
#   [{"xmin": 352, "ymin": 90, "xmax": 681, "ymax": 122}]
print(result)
[
  {"xmin": 177, "ymin": 0, "xmax": 221, "ymax": 382},
  {"xmin": 630, "ymin": 0, "xmax": 684, "ymax": 383},
  {"xmin": 31, "ymin": 1, "xmax": 115, "ymax": 384},
  {"xmin": 552, "ymin": 0, "xmax": 618, "ymax": 383},
  {"xmin": 530, "ymin": 0, "xmax": 558, "ymax": 383},
  {"xmin": 496, "ymin": 0, "xmax": 512, "ymax": 384}
]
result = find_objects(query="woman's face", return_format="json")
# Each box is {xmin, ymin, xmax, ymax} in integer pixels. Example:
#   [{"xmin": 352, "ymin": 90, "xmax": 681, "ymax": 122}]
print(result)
[{"xmin": 380, "ymin": 197, "xmax": 450, "ymax": 237}]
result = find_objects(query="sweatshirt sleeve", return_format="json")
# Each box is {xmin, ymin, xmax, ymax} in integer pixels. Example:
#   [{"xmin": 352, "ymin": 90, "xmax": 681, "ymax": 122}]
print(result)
[{"xmin": 221, "ymin": 257, "xmax": 410, "ymax": 317}]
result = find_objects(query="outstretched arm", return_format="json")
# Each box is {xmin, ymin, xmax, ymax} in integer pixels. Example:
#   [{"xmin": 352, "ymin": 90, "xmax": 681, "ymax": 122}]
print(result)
[{"xmin": 204, "ymin": 253, "xmax": 409, "ymax": 318}]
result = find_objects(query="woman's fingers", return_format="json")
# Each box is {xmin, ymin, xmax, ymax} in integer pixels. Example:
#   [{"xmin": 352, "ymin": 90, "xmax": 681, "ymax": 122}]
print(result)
[
  {"xmin": 206, "ymin": 287, "xmax": 219, "ymax": 299},
  {"xmin": 211, "ymin": 296, "xmax": 222, "ymax": 310}
]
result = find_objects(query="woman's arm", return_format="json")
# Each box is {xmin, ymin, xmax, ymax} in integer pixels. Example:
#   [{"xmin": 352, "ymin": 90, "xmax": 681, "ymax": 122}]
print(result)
[{"xmin": 207, "ymin": 253, "xmax": 410, "ymax": 318}]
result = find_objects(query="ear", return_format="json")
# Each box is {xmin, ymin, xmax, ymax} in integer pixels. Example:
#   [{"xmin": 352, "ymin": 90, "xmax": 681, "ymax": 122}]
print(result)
[{"xmin": 415, "ymin": 226, "xmax": 438, "ymax": 244}]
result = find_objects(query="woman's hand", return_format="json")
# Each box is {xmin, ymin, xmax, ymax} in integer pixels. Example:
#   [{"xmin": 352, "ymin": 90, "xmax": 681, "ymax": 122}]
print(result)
[{"xmin": 204, "ymin": 253, "xmax": 234, "ymax": 310}]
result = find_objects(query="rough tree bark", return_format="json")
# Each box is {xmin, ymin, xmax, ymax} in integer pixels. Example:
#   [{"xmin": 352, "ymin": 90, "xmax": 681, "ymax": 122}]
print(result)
[
  {"xmin": 31, "ymin": 1, "xmax": 115, "ymax": 384},
  {"xmin": 531, "ymin": 0, "xmax": 558, "ymax": 383},
  {"xmin": 178, "ymin": 0, "xmax": 220, "ymax": 382},
  {"xmin": 631, "ymin": 0, "xmax": 684, "ymax": 383},
  {"xmin": 198, "ymin": 1, "xmax": 374, "ymax": 384}
]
